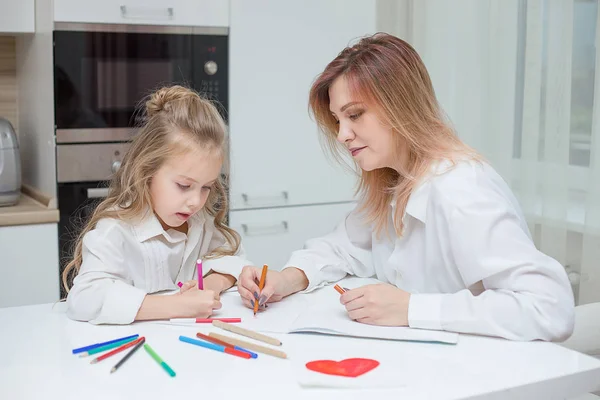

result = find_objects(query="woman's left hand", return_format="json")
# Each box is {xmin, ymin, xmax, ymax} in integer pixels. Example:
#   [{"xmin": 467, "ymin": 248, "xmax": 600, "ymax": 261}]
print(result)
[{"xmin": 340, "ymin": 283, "xmax": 411, "ymax": 326}]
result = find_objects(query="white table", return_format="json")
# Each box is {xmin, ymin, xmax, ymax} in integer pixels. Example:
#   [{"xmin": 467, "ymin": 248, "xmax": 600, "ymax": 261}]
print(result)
[{"xmin": 1, "ymin": 301, "xmax": 599, "ymax": 400}]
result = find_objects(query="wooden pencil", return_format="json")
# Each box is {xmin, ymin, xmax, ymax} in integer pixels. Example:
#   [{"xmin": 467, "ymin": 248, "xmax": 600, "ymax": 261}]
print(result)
[
  {"xmin": 209, "ymin": 332, "xmax": 287, "ymax": 359},
  {"xmin": 212, "ymin": 320, "xmax": 282, "ymax": 346},
  {"xmin": 254, "ymin": 264, "xmax": 268, "ymax": 315},
  {"xmin": 90, "ymin": 336, "xmax": 144, "ymax": 364},
  {"xmin": 334, "ymin": 284, "xmax": 346, "ymax": 295},
  {"xmin": 110, "ymin": 337, "xmax": 145, "ymax": 373}
]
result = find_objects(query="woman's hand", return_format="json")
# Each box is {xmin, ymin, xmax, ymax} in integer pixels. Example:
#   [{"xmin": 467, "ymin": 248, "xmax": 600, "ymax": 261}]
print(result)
[
  {"xmin": 340, "ymin": 283, "xmax": 411, "ymax": 326},
  {"xmin": 237, "ymin": 266, "xmax": 308, "ymax": 311}
]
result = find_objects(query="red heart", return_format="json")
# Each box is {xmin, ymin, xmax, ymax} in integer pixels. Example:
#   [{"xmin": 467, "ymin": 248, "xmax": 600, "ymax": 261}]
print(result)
[{"xmin": 305, "ymin": 358, "xmax": 380, "ymax": 378}]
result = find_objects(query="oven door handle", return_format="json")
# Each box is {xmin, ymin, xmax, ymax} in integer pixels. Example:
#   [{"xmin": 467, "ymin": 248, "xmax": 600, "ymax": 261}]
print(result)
[{"xmin": 87, "ymin": 188, "xmax": 110, "ymax": 199}]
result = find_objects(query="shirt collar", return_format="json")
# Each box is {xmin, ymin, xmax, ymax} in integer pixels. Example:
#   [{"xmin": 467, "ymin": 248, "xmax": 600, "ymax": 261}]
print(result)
[
  {"xmin": 393, "ymin": 160, "xmax": 454, "ymax": 224},
  {"xmin": 134, "ymin": 210, "xmax": 206, "ymax": 243}
]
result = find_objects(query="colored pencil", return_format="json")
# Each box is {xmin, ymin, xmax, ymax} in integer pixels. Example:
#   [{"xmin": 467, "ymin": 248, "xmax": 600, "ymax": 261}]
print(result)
[
  {"xmin": 72, "ymin": 334, "xmax": 139, "ymax": 354},
  {"xmin": 254, "ymin": 264, "xmax": 268, "ymax": 315},
  {"xmin": 197, "ymin": 259, "xmax": 204, "ymax": 290},
  {"xmin": 144, "ymin": 344, "xmax": 176, "ymax": 377},
  {"xmin": 90, "ymin": 336, "xmax": 144, "ymax": 364},
  {"xmin": 209, "ymin": 333, "xmax": 287, "ymax": 359},
  {"xmin": 196, "ymin": 332, "xmax": 258, "ymax": 358},
  {"xmin": 110, "ymin": 337, "xmax": 146, "ymax": 374},
  {"xmin": 179, "ymin": 335, "xmax": 251, "ymax": 359},
  {"xmin": 334, "ymin": 284, "xmax": 346, "ymax": 295},
  {"xmin": 177, "ymin": 282, "xmax": 183, "ymax": 288},
  {"xmin": 79, "ymin": 336, "xmax": 139, "ymax": 357},
  {"xmin": 169, "ymin": 317, "xmax": 242, "ymax": 324},
  {"xmin": 212, "ymin": 320, "xmax": 282, "ymax": 346}
]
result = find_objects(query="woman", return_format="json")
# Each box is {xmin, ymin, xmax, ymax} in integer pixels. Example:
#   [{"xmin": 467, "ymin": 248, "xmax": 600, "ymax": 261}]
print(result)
[{"xmin": 238, "ymin": 33, "xmax": 574, "ymax": 341}]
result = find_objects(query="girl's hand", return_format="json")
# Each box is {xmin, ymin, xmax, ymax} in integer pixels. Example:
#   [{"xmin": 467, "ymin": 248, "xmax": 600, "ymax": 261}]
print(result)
[
  {"xmin": 340, "ymin": 283, "xmax": 411, "ymax": 326},
  {"xmin": 176, "ymin": 287, "xmax": 221, "ymax": 318},
  {"xmin": 179, "ymin": 280, "xmax": 197, "ymax": 293}
]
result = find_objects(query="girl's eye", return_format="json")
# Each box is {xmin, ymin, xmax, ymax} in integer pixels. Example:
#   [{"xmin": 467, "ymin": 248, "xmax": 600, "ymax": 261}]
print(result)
[
  {"xmin": 177, "ymin": 183, "xmax": 190, "ymax": 190},
  {"xmin": 202, "ymin": 186, "xmax": 212, "ymax": 192}
]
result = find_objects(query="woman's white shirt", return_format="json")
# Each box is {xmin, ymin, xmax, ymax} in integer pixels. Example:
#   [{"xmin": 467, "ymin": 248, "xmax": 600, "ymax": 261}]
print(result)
[
  {"xmin": 284, "ymin": 161, "xmax": 575, "ymax": 341},
  {"xmin": 66, "ymin": 211, "xmax": 251, "ymax": 325}
]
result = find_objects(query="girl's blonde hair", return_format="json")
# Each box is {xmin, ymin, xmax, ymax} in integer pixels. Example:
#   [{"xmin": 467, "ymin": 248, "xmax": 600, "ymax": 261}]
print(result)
[
  {"xmin": 62, "ymin": 85, "xmax": 240, "ymax": 292},
  {"xmin": 309, "ymin": 33, "xmax": 480, "ymax": 237}
]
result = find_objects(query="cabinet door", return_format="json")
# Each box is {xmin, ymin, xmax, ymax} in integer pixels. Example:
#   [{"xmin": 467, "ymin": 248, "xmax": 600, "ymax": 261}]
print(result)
[
  {"xmin": 0, "ymin": 224, "xmax": 59, "ymax": 307},
  {"xmin": 229, "ymin": 202, "xmax": 356, "ymax": 270},
  {"xmin": 0, "ymin": 0, "xmax": 34, "ymax": 33},
  {"xmin": 54, "ymin": 0, "xmax": 229, "ymax": 27},
  {"xmin": 229, "ymin": 0, "xmax": 376, "ymax": 210}
]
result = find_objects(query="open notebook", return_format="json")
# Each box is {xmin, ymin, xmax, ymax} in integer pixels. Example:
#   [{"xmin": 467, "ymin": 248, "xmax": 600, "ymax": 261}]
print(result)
[{"xmin": 166, "ymin": 277, "xmax": 458, "ymax": 345}]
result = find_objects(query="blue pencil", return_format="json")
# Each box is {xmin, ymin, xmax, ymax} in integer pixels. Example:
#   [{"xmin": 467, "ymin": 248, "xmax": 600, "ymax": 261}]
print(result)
[
  {"xmin": 71, "ymin": 334, "xmax": 139, "ymax": 354},
  {"xmin": 179, "ymin": 336, "xmax": 251, "ymax": 359}
]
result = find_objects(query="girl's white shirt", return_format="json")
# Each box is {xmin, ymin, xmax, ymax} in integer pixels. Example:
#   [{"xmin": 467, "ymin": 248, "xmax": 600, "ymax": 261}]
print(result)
[
  {"xmin": 66, "ymin": 210, "xmax": 251, "ymax": 324},
  {"xmin": 283, "ymin": 160, "xmax": 575, "ymax": 341}
]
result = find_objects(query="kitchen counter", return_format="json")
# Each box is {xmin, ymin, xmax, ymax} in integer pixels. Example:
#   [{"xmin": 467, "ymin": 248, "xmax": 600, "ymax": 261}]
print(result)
[{"xmin": 0, "ymin": 185, "xmax": 59, "ymax": 227}]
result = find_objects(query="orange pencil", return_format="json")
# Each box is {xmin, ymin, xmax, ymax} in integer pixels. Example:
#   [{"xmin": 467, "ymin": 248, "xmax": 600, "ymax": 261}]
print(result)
[
  {"xmin": 254, "ymin": 264, "xmax": 268, "ymax": 315},
  {"xmin": 334, "ymin": 284, "xmax": 346, "ymax": 295}
]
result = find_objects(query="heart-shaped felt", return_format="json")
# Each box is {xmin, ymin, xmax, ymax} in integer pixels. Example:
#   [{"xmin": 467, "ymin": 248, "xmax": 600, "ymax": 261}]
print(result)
[{"xmin": 305, "ymin": 358, "xmax": 380, "ymax": 378}]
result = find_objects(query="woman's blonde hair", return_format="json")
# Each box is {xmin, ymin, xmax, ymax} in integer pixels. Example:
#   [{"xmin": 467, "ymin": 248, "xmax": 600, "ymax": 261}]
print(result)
[
  {"xmin": 309, "ymin": 33, "xmax": 480, "ymax": 237},
  {"xmin": 62, "ymin": 85, "xmax": 240, "ymax": 292}
]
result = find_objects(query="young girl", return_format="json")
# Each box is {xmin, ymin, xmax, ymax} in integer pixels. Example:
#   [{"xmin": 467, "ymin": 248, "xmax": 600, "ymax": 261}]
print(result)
[
  {"xmin": 237, "ymin": 33, "xmax": 575, "ymax": 341},
  {"xmin": 64, "ymin": 85, "xmax": 252, "ymax": 325}
]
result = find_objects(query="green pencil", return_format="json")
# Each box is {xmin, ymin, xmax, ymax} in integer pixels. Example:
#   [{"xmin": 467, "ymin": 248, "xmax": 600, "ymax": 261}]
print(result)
[
  {"xmin": 79, "ymin": 337, "xmax": 138, "ymax": 357},
  {"xmin": 144, "ymin": 343, "xmax": 176, "ymax": 377}
]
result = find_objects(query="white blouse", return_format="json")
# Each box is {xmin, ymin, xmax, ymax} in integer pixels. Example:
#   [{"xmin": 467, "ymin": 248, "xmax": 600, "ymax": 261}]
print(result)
[
  {"xmin": 284, "ymin": 161, "xmax": 575, "ymax": 341},
  {"xmin": 66, "ymin": 210, "xmax": 251, "ymax": 325}
]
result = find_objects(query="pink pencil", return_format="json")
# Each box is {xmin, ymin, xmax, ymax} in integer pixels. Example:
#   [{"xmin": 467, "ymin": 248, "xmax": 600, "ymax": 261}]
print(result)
[{"xmin": 197, "ymin": 259, "xmax": 204, "ymax": 290}]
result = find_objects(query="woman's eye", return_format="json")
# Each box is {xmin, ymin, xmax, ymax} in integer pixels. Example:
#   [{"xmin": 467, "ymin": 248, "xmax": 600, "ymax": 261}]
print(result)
[
  {"xmin": 177, "ymin": 183, "xmax": 190, "ymax": 190},
  {"xmin": 349, "ymin": 112, "xmax": 363, "ymax": 121}
]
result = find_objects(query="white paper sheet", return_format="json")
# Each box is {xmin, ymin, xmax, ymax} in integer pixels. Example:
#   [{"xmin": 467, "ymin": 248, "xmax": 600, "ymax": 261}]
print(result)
[
  {"xmin": 152, "ymin": 277, "xmax": 458, "ymax": 345},
  {"xmin": 288, "ymin": 283, "xmax": 459, "ymax": 344}
]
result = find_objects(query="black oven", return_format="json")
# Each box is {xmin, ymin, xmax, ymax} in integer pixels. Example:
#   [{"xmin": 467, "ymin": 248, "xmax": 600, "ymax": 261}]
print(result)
[{"xmin": 54, "ymin": 23, "xmax": 229, "ymax": 295}]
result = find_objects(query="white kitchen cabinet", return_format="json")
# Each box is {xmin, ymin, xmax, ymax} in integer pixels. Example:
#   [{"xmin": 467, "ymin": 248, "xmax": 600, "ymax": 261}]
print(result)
[
  {"xmin": 0, "ymin": 0, "xmax": 34, "ymax": 33},
  {"xmin": 229, "ymin": 202, "xmax": 356, "ymax": 270},
  {"xmin": 229, "ymin": 0, "xmax": 376, "ymax": 210},
  {"xmin": 53, "ymin": 0, "xmax": 229, "ymax": 27},
  {"xmin": 0, "ymin": 223, "xmax": 60, "ymax": 307}
]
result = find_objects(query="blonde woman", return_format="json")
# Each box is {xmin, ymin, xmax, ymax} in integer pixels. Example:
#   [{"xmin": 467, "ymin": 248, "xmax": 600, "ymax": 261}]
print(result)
[
  {"xmin": 237, "ymin": 33, "xmax": 575, "ymax": 341},
  {"xmin": 64, "ymin": 85, "xmax": 252, "ymax": 325}
]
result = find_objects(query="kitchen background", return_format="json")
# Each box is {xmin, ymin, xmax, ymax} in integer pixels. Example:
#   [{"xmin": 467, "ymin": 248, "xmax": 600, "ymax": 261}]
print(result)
[{"xmin": 0, "ymin": 0, "xmax": 598, "ymax": 312}]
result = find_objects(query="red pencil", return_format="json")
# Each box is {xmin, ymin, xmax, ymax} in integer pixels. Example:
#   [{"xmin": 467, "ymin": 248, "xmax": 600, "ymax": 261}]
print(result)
[
  {"xmin": 90, "ymin": 336, "xmax": 145, "ymax": 364},
  {"xmin": 169, "ymin": 318, "xmax": 242, "ymax": 323}
]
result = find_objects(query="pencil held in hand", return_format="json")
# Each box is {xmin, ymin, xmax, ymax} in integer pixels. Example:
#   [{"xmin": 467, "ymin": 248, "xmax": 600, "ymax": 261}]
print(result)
[
  {"xmin": 254, "ymin": 264, "xmax": 268, "ymax": 315},
  {"xmin": 334, "ymin": 284, "xmax": 346, "ymax": 295}
]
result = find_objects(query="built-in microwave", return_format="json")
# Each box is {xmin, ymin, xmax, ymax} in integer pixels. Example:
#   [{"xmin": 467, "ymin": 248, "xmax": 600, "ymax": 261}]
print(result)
[{"xmin": 53, "ymin": 23, "xmax": 228, "ymax": 143}]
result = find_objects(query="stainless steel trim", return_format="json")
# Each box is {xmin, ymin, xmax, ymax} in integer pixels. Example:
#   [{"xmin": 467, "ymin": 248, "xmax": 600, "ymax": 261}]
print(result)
[
  {"xmin": 54, "ymin": 22, "xmax": 229, "ymax": 35},
  {"xmin": 57, "ymin": 142, "xmax": 131, "ymax": 182},
  {"xmin": 87, "ymin": 188, "xmax": 110, "ymax": 199},
  {"xmin": 56, "ymin": 128, "xmax": 138, "ymax": 144}
]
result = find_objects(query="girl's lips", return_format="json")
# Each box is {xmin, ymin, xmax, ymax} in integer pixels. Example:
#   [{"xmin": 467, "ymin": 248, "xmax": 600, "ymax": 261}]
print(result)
[{"xmin": 176, "ymin": 212, "xmax": 191, "ymax": 221}]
